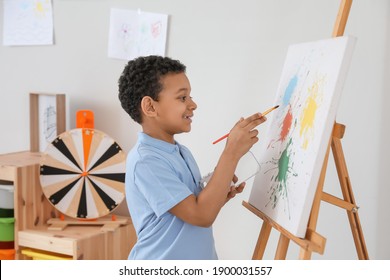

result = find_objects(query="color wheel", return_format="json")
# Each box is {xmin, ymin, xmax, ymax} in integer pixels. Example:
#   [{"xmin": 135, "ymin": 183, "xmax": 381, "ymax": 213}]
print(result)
[{"xmin": 40, "ymin": 128, "xmax": 126, "ymax": 219}]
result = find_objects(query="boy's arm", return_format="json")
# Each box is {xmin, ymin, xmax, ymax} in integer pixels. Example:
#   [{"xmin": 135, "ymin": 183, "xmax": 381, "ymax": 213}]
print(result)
[{"xmin": 169, "ymin": 113, "xmax": 266, "ymax": 227}]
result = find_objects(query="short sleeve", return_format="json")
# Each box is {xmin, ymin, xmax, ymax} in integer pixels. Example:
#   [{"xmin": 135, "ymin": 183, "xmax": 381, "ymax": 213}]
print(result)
[{"xmin": 134, "ymin": 156, "xmax": 193, "ymax": 217}]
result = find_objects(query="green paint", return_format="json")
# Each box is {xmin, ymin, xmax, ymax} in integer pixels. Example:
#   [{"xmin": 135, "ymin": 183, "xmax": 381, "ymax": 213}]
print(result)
[
  {"xmin": 265, "ymin": 138, "xmax": 297, "ymax": 219},
  {"xmin": 276, "ymin": 139, "xmax": 292, "ymax": 184}
]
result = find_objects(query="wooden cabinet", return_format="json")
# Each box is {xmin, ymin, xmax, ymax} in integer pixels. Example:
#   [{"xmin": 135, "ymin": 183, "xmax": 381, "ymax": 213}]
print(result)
[{"xmin": 0, "ymin": 151, "xmax": 136, "ymax": 260}]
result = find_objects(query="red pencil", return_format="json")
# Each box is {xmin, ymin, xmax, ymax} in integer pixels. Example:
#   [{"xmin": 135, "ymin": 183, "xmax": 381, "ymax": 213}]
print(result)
[{"xmin": 212, "ymin": 105, "xmax": 279, "ymax": 145}]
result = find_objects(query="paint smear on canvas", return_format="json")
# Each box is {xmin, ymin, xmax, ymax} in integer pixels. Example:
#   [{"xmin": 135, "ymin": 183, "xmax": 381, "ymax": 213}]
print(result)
[
  {"xmin": 265, "ymin": 138, "xmax": 297, "ymax": 218},
  {"xmin": 299, "ymin": 77, "xmax": 324, "ymax": 149},
  {"xmin": 263, "ymin": 74, "xmax": 324, "ymax": 215},
  {"xmin": 283, "ymin": 75, "xmax": 298, "ymax": 106}
]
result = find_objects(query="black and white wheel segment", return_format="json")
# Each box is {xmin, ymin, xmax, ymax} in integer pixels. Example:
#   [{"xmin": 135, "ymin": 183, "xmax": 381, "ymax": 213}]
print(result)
[{"xmin": 40, "ymin": 128, "xmax": 126, "ymax": 219}]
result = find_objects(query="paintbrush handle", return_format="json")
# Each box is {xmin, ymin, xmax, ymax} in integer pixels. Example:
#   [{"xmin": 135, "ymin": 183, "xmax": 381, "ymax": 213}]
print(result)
[
  {"xmin": 212, "ymin": 133, "xmax": 230, "ymax": 145},
  {"xmin": 212, "ymin": 105, "xmax": 279, "ymax": 145}
]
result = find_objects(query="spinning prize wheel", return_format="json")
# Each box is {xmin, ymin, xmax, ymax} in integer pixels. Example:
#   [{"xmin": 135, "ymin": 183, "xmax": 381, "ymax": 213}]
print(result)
[{"xmin": 40, "ymin": 128, "xmax": 126, "ymax": 219}]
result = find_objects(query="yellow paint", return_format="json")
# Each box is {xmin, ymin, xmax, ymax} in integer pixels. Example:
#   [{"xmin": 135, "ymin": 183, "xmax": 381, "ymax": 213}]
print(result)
[
  {"xmin": 299, "ymin": 79, "xmax": 323, "ymax": 149},
  {"xmin": 35, "ymin": 2, "xmax": 44, "ymax": 13},
  {"xmin": 34, "ymin": 1, "xmax": 50, "ymax": 16}
]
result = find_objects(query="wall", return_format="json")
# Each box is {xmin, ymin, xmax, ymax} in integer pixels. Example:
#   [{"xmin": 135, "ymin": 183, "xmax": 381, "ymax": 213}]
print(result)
[{"xmin": 0, "ymin": 0, "xmax": 388, "ymax": 259}]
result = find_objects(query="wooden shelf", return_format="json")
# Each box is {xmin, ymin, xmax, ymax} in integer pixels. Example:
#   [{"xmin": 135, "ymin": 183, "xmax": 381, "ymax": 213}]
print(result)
[
  {"xmin": 0, "ymin": 151, "xmax": 136, "ymax": 260},
  {"xmin": 18, "ymin": 222, "xmax": 134, "ymax": 260}
]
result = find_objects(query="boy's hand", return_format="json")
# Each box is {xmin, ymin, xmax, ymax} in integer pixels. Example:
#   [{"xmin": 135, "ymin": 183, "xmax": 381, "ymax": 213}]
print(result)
[
  {"xmin": 225, "ymin": 112, "xmax": 267, "ymax": 160},
  {"xmin": 225, "ymin": 174, "xmax": 245, "ymax": 203}
]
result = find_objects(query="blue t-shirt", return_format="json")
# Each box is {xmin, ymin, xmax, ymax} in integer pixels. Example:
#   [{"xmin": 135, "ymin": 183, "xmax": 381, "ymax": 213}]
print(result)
[{"xmin": 125, "ymin": 132, "xmax": 218, "ymax": 260}]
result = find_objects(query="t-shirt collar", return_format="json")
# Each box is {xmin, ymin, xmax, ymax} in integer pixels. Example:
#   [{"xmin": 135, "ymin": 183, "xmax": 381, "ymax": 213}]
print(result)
[{"xmin": 138, "ymin": 132, "xmax": 179, "ymax": 153}]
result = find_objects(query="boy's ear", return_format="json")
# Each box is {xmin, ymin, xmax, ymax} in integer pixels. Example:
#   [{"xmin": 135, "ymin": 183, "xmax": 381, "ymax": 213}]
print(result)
[{"xmin": 140, "ymin": 96, "xmax": 157, "ymax": 117}]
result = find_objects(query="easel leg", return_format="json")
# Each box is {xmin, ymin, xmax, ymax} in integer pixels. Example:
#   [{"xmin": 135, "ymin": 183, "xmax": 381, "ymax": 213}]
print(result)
[
  {"xmin": 331, "ymin": 125, "xmax": 369, "ymax": 259},
  {"xmin": 298, "ymin": 133, "xmax": 332, "ymax": 259},
  {"xmin": 298, "ymin": 247, "xmax": 312, "ymax": 260},
  {"xmin": 332, "ymin": 0, "xmax": 353, "ymax": 37},
  {"xmin": 275, "ymin": 234, "xmax": 290, "ymax": 259},
  {"xmin": 252, "ymin": 221, "xmax": 272, "ymax": 260}
]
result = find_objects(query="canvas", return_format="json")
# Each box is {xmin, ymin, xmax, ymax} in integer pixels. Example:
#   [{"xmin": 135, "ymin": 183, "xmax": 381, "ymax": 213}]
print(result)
[{"xmin": 248, "ymin": 36, "xmax": 356, "ymax": 237}]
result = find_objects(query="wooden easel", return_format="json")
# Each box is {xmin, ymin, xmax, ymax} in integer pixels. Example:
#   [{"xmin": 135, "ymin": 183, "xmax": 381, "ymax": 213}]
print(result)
[{"xmin": 242, "ymin": 0, "xmax": 369, "ymax": 260}]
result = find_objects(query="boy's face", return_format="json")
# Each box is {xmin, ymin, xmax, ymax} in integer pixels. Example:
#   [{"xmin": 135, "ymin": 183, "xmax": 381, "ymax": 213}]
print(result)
[{"xmin": 153, "ymin": 72, "xmax": 197, "ymax": 137}]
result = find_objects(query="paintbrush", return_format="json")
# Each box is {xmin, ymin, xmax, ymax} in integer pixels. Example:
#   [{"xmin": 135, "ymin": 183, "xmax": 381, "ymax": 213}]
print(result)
[{"xmin": 212, "ymin": 105, "xmax": 279, "ymax": 145}]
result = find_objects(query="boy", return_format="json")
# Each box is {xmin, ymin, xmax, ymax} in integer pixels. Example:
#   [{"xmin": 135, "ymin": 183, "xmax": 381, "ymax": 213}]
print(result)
[{"xmin": 118, "ymin": 55, "xmax": 266, "ymax": 259}]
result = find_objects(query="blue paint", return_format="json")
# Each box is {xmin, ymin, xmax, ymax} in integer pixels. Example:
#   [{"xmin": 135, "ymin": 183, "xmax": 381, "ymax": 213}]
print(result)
[{"xmin": 282, "ymin": 75, "xmax": 298, "ymax": 106}]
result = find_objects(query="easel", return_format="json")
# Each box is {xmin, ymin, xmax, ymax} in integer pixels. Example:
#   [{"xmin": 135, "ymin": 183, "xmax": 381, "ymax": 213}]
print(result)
[{"xmin": 242, "ymin": 0, "xmax": 369, "ymax": 260}]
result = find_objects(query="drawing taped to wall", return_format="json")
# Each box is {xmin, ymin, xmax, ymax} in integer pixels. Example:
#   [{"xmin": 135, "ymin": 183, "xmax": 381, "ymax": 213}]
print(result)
[
  {"xmin": 108, "ymin": 8, "xmax": 168, "ymax": 60},
  {"xmin": 248, "ymin": 36, "xmax": 356, "ymax": 238},
  {"xmin": 3, "ymin": 0, "xmax": 53, "ymax": 46}
]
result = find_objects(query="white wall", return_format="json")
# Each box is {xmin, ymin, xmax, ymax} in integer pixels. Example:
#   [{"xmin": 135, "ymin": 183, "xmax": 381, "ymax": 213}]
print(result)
[{"xmin": 0, "ymin": 0, "xmax": 388, "ymax": 259}]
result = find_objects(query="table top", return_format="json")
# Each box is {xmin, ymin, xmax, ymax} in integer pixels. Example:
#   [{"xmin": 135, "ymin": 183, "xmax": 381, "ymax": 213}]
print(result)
[{"xmin": 0, "ymin": 151, "xmax": 43, "ymax": 167}]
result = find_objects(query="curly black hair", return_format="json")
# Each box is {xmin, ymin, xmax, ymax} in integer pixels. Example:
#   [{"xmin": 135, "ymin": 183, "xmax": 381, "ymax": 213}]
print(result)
[{"xmin": 118, "ymin": 55, "xmax": 186, "ymax": 124}]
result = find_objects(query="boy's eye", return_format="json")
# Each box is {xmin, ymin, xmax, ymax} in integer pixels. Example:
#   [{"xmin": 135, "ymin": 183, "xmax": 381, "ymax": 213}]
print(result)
[{"xmin": 178, "ymin": 95, "xmax": 193, "ymax": 102}]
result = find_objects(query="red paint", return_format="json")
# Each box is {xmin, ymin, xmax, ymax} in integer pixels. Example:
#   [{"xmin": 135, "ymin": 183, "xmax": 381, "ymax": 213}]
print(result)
[{"xmin": 280, "ymin": 108, "xmax": 293, "ymax": 142}]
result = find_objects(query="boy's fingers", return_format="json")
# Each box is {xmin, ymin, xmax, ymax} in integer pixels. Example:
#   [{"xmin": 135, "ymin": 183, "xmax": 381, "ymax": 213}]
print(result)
[
  {"xmin": 234, "ymin": 117, "xmax": 244, "ymax": 126},
  {"xmin": 240, "ymin": 114, "xmax": 267, "ymax": 130},
  {"xmin": 247, "ymin": 116, "xmax": 267, "ymax": 130},
  {"xmin": 238, "ymin": 113, "xmax": 262, "ymax": 127},
  {"xmin": 227, "ymin": 189, "xmax": 235, "ymax": 199},
  {"xmin": 249, "ymin": 129, "xmax": 259, "ymax": 138},
  {"xmin": 236, "ymin": 182, "xmax": 246, "ymax": 191}
]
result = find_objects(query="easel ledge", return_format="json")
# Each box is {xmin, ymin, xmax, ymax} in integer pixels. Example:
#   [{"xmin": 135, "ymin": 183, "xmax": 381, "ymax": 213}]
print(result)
[{"xmin": 242, "ymin": 201, "xmax": 326, "ymax": 255}]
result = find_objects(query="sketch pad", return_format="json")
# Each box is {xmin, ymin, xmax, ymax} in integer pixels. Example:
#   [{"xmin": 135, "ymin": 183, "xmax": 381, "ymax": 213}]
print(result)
[{"xmin": 248, "ymin": 36, "xmax": 356, "ymax": 237}]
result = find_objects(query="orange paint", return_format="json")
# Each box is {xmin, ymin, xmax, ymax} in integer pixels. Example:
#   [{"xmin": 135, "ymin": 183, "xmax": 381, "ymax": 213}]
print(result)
[
  {"xmin": 267, "ymin": 107, "xmax": 294, "ymax": 149},
  {"xmin": 280, "ymin": 107, "xmax": 293, "ymax": 142}
]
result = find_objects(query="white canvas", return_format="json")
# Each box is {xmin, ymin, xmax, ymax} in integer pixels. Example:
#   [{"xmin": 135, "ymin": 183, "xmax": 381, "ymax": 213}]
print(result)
[{"xmin": 248, "ymin": 36, "xmax": 356, "ymax": 237}]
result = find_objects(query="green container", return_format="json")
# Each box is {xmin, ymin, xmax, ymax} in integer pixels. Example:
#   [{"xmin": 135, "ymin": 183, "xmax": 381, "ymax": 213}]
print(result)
[
  {"xmin": 0, "ymin": 217, "xmax": 15, "ymax": 242},
  {"xmin": 0, "ymin": 208, "xmax": 14, "ymax": 218}
]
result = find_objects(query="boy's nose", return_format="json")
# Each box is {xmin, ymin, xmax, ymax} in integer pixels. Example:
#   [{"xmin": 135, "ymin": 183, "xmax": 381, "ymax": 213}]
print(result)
[{"xmin": 189, "ymin": 99, "xmax": 197, "ymax": 110}]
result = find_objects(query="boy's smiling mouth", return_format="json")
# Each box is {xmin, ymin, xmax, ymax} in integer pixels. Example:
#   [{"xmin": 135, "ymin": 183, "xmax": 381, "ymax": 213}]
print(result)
[{"xmin": 184, "ymin": 115, "xmax": 193, "ymax": 121}]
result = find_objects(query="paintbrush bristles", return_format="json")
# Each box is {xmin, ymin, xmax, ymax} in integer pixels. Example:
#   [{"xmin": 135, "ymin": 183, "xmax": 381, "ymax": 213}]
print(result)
[{"xmin": 261, "ymin": 105, "xmax": 279, "ymax": 116}]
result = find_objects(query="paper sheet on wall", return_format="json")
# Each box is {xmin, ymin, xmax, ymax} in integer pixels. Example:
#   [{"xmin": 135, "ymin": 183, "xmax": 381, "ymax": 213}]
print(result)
[
  {"xmin": 3, "ymin": 0, "xmax": 53, "ymax": 46},
  {"xmin": 108, "ymin": 8, "xmax": 168, "ymax": 60}
]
